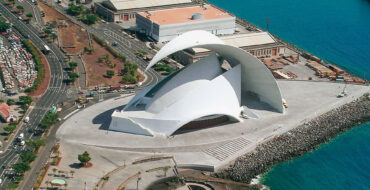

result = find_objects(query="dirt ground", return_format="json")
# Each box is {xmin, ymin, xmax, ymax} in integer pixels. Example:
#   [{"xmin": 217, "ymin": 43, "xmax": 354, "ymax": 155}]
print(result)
[
  {"xmin": 82, "ymin": 40, "xmax": 144, "ymax": 88},
  {"xmin": 28, "ymin": 53, "xmax": 50, "ymax": 97},
  {"xmin": 38, "ymin": 2, "xmax": 89, "ymax": 55}
]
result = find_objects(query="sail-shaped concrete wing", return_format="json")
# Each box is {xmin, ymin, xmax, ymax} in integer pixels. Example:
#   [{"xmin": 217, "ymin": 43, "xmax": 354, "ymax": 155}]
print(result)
[{"xmin": 109, "ymin": 30, "xmax": 284, "ymax": 136}]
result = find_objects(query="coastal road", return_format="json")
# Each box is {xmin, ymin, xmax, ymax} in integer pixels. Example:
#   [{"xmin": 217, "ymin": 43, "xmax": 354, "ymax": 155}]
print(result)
[
  {"xmin": 0, "ymin": 1, "xmax": 69, "ymax": 189},
  {"xmin": 49, "ymin": 2, "xmax": 162, "ymax": 87}
]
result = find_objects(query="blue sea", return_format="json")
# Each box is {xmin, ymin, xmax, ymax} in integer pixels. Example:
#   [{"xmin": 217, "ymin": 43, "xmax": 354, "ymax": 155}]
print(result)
[
  {"xmin": 206, "ymin": 0, "xmax": 370, "ymax": 189},
  {"xmin": 208, "ymin": 0, "xmax": 370, "ymax": 80},
  {"xmin": 261, "ymin": 123, "xmax": 370, "ymax": 190}
]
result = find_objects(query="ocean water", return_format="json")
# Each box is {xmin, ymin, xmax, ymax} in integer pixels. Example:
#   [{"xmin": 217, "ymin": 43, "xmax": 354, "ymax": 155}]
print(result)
[
  {"xmin": 205, "ymin": 0, "xmax": 370, "ymax": 189},
  {"xmin": 261, "ymin": 123, "xmax": 370, "ymax": 190},
  {"xmin": 207, "ymin": 0, "xmax": 370, "ymax": 80}
]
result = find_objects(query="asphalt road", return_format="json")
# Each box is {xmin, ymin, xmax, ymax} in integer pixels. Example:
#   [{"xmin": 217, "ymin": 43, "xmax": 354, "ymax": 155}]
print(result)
[
  {"xmin": 0, "ymin": 1, "xmax": 69, "ymax": 189},
  {"xmin": 50, "ymin": 2, "xmax": 162, "ymax": 86},
  {"xmin": 0, "ymin": 2, "xmax": 163, "ymax": 189}
]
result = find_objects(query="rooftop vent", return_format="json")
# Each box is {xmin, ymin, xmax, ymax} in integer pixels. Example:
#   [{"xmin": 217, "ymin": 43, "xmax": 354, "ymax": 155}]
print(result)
[{"xmin": 191, "ymin": 13, "xmax": 203, "ymax": 20}]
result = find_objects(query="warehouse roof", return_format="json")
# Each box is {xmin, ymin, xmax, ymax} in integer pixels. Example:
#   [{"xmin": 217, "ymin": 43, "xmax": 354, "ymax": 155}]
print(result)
[
  {"xmin": 106, "ymin": 0, "xmax": 192, "ymax": 11},
  {"xmin": 138, "ymin": 4, "xmax": 234, "ymax": 25},
  {"xmin": 193, "ymin": 32, "xmax": 277, "ymax": 53}
]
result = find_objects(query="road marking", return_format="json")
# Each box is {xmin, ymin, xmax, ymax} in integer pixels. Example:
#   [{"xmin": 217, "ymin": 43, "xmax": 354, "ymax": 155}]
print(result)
[{"xmin": 63, "ymin": 109, "xmax": 80, "ymax": 120}]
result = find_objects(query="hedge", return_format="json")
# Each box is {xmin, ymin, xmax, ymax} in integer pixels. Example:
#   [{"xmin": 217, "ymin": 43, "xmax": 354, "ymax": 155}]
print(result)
[{"xmin": 22, "ymin": 40, "xmax": 45, "ymax": 93}]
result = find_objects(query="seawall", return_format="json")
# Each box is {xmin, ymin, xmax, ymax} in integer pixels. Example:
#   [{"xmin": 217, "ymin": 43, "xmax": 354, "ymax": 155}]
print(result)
[{"xmin": 215, "ymin": 93, "xmax": 370, "ymax": 183}]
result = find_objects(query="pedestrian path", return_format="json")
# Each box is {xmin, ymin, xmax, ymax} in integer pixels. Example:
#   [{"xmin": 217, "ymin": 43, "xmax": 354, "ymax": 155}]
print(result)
[{"xmin": 203, "ymin": 137, "xmax": 251, "ymax": 161}]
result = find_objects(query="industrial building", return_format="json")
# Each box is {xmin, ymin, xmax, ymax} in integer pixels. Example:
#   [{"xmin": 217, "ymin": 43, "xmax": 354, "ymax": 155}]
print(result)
[
  {"xmin": 94, "ymin": 0, "xmax": 195, "ymax": 23},
  {"xmin": 174, "ymin": 32, "xmax": 286, "ymax": 65},
  {"xmin": 109, "ymin": 30, "xmax": 284, "ymax": 136},
  {"xmin": 136, "ymin": 4, "xmax": 236, "ymax": 42}
]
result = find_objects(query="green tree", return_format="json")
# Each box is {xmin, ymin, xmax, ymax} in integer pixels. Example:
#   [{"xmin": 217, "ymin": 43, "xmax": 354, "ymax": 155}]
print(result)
[
  {"xmin": 67, "ymin": 4, "xmax": 83, "ymax": 16},
  {"xmin": 106, "ymin": 70, "xmax": 114, "ymax": 77},
  {"xmin": 13, "ymin": 162, "xmax": 30, "ymax": 174},
  {"xmin": 7, "ymin": 98, "xmax": 15, "ymax": 105},
  {"xmin": 44, "ymin": 29, "xmax": 52, "ymax": 34},
  {"xmin": 19, "ymin": 95, "xmax": 32, "ymax": 105},
  {"xmin": 78, "ymin": 151, "xmax": 91, "ymax": 166},
  {"xmin": 69, "ymin": 62, "xmax": 78, "ymax": 70},
  {"xmin": 0, "ymin": 21, "xmax": 10, "ymax": 32},
  {"xmin": 16, "ymin": 5, "xmax": 24, "ymax": 12},
  {"xmin": 84, "ymin": 46, "xmax": 93, "ymax": 53},
  {"xmin": 20, "ymin": 151, "xmax": 37, "ymax": 164},
  {"xmin": 39, "ymin": 112, "xmax": 58, "ymax": 129},
  {"xmin": 26, "ymin": 139, "xmax": 45, "ymax": 152},
  {"xmin": 68, "ymin": 72, "xmax": 79, "ymax": 82},
  {"xmin": 26, "ymin": 13, "xmax": 33, "ymax": 18},
  {"xmin": 3, "ymin": 126, "xmax": 15, "ymax": 133},
  {"xmin": 83, "ymin": 14, "xmax": 98, "ymax": 25},
  {"xmin": 7, "ymin": 181, "xmax": 19, "ymax": 189}
]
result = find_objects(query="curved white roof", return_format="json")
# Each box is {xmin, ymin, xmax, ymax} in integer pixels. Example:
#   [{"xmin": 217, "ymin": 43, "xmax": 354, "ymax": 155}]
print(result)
[
  {"xmin": 109, "ymin": 30, "xmax": 284, "ymax": 136},
  {"xmin": 105, "ymin": 0, "xmax": 192, "ymax": 11}
]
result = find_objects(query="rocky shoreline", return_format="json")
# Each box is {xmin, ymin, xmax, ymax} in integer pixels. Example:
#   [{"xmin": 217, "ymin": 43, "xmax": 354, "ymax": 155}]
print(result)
[{"xmin": 216, "ymin": 93, "xmax": 370, "ymax": 183}]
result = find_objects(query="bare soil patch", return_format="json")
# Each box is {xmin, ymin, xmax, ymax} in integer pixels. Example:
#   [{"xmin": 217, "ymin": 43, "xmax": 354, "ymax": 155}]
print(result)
[
  {"xmin": 82, "ymin": 40, "xmax": 144, "ymax": 88},
  {"xmin": 38, "ymin": 2, "xmax": 89, "ymax": 55}
]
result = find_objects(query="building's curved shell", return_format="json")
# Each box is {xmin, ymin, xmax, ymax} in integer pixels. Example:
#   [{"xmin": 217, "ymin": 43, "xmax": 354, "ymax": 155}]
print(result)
[{"xmin": 109, "ymin": 30, "xmax": 284, "ymax": 136}]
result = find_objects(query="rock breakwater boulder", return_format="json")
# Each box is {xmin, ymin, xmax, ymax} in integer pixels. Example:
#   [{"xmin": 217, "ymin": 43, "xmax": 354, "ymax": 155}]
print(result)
[{"xmin": 216, "ymin": 93, "xmax": 370, "ymax": 183}]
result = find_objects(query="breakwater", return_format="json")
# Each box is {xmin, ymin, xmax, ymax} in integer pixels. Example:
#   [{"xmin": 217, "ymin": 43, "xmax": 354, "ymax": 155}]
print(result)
[{"xmin": 216, "ymin": 93, "xmax": 370, "ymax": 183}]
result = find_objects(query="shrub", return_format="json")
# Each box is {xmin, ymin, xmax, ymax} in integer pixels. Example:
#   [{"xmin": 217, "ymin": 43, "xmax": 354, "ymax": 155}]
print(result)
[
  {"xmin": 7, "ymin": 181, "xmax": 19, "ymax": 189},
  {"xmin": 106, "ymin": 70, "xmax": 114, "ymax": 77},
  {"xmin": 69, "ymin": 62, "xmax": 78, "ymax": 70},
  {"xmin": 78, "ymin": 151, "xmax": 91, "ymax": 165}
]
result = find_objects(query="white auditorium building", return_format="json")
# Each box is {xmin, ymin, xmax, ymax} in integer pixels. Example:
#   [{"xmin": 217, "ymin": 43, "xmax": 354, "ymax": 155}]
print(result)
[{"xmin": 109, "ymin": 30, "xmax": 284, "ymax": 136}]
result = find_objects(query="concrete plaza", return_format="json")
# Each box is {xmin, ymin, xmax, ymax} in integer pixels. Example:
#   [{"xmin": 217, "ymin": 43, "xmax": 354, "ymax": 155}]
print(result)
[{"xmin": 54, "ymin": 80, "xmax": 369, "ymax": 189}]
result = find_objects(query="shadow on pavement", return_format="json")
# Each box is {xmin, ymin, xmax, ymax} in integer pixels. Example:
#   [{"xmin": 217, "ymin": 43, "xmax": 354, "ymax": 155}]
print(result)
[
  {"xmin": 92, "ymin": 105, "xmax": 125, "ymax": 130},
  {"xmin": 69, "ymin": 163, "xmax": 82, "ymax": 169}
]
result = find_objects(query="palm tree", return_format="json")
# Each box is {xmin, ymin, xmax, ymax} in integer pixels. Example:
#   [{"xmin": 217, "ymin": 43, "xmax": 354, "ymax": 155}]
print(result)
[
  {"xmin": 70, "ymin": 170, "xmax": 75, "ymax": 178},
  {"xmin": 136, "ymin": 172, "xmax": 141, "ymax": 190},
  {"xmin": 45, "ymin": 180, "xmax": 50, "ymax": 189},
  {"xmin": 52, "ymin": 168, "xmax": 57, "ymax": 176},
  {"xmin": 163, "ymin": 166, "xmax": 170, "ymax": 177},
  {"xmin": 64, "ymin": 183, "xmax": 68, "ymax": 190}
]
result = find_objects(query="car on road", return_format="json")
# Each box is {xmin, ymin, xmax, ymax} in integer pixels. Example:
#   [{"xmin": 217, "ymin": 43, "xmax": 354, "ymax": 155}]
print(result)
[
  {"xmin": 79, "ymin": 91, "xmax": 84, "ymax": 94},
  {"xmin": 33, "ymin": 129, "xmax": 43, "ymax": 136},
  {"xmin": 28, "ymin": 128, "xmax": 33, "ymax": 133}
]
